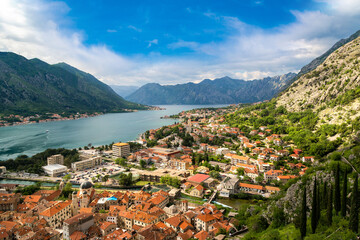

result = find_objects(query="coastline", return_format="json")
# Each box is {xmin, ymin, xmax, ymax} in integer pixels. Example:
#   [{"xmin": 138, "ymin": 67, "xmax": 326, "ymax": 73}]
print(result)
[{"xmin": 0, "ymin": 106, "xmax": 165, "ymax": 128}]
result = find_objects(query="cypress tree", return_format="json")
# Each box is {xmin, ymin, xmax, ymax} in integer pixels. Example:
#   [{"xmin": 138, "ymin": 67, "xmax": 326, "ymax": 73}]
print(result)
[
  {"xmin": 334, "ymin": 163, "xmax": 341, "ymax": 214},
  {"xmin": 300, "ymin": 186, "xmax": 307, "ymax": 239},
  {"xmin": 311, "ymin": 178, "xmax": 318, "ymax": 233},
  {"xmin": 341, "ymin": 170, "xmax": 348, "ymax": 218},
  {"xmin": 323, "ymin": 181, "xmax": 328, "ymax": 209},
  {"xmin": 317, "ymin": 183, "xmax": 321, "ymax": 226},
  {"xmin": 327, "ymin": 184, "xmax": 333, "ymax": 226},
  {"xmin": 349, "ymin": 174, "xmax": 359, "ymax": 233}
]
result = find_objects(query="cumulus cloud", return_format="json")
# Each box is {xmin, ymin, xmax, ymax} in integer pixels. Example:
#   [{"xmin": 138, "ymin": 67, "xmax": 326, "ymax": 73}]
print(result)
[{"xmin": 0, "ymin": 0, "xmax": 359, "ymax": 86}]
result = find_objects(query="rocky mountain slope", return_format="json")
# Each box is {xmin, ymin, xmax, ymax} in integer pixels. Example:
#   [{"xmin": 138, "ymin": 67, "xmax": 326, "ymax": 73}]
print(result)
[
  {"xmin": 279, "ymin": 30, "xmax": 360, "ymax": 93},
  {"xmin": 277, "ymin": 35, "xmax": 360, "ymax": 125},
  {"xmin": 126, "ymin": 73, "xmax": 296, "ymax": 105},
  {"xmin": 0, "ymin": 52, "xmax": 146, "ymax": 115}
]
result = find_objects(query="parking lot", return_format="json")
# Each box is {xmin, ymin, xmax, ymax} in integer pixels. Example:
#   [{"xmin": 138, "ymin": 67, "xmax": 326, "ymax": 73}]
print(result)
[{"xmin": 70, "ymin": 162, "xmax": 125, "ymax": 184}]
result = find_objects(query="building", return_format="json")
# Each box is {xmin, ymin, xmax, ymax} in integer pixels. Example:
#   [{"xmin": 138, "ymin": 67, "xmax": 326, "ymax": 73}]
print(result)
[
  {"xmin": 47, "ymin": 154, "xmax": 64, "ymax": 165},
  {"xmin": 63, "ymin": 213, "xmax": 94, "ymax": 240},
  {"xmin": 0, "ymin": 167, "xmax": 6, "ymax": 174},
  {"xmin": 149, "ymin": 147, "xmax": 182, "ymax": 160},
  {"xmin": 195, "ymin": 214, "xmax": 216, "ymax": 231},
  {"xmin": 42, "ymin": 164, "xmax": 68, "ymax": 177},
  {"xmin": 218, "ymin": 177, "xmax": 240, "ymax": 198},
  {"xmin": 190, "ymin": 185, "xmax": 204, "ymax": 198},
  {"xmin": 0, "ymin": 193, "xmax": 20, "ymax": 211},
  {"xmin": 186, "ymin": 174, "xmax": 210, "ymax": 185},
  {"xmin": 112, "ymin": 142, "xmax": 130, "ymax": 158},
  {"xmin": 71, "ymin": 156, "xmax": 102, "ymax": 171},
  {"xmin": 39, "ymin": 200, "xmax": 72, "ymax": 228}
]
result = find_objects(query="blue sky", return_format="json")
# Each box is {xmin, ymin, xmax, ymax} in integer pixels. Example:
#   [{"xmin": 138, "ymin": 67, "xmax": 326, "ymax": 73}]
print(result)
[
  {"xmin": 0, "ymin": 0, "xmax": 359, "ymax": 85},
  {"xmin": 63, "ymin": 0, "xmax": 319, "ymax": 56}
]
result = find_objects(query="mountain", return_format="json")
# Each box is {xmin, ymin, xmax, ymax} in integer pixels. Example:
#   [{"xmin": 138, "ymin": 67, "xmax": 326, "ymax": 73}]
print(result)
[
  {"xmin": 110, "ymin": 85, "xmax": 139, "ymax": 98},
  {"xmin": 0, "ymin": 52, "xmax": 146, "ymax": 115},
  {"xmin": 279, "ymin": 30, "xmax": 360, "ymax": 92},
  {"xmin": 277, "ymin": 34, "xmax": 360, "ymax": 125},
  {"xmin": 126, "ymin": 73, "xmax": 296, "ymax": 105}
]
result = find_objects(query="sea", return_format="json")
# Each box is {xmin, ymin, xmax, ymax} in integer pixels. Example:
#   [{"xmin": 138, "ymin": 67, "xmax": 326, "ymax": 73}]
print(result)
[{"xmin": 0, "ymin": 105, "xmax": 227, "ymax": 161}]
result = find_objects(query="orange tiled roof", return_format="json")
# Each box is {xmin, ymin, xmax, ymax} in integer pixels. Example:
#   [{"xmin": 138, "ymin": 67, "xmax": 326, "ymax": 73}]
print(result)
[
  {"xmin": 196, "ymin": 214, "xmax": 215, "ymax": 222},
  {"xmin": 39, "ymin": 200, "xmax": 71, "ymax": 217}
]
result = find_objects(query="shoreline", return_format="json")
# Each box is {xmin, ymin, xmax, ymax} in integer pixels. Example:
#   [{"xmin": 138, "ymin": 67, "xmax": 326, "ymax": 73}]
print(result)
[{"xmin": 0, "ymin": 106, "xmax": 165, "ymax": 128}]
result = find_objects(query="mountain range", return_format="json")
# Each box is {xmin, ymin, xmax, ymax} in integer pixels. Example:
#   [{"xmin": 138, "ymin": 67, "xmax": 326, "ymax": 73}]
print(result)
[
  {"xmin": 125, "ymin": 73, "xmax": 296, "ymax": 105},
  {"xmin": 0, "ymin": 52, "xmax": 146, "ymax": 115}
]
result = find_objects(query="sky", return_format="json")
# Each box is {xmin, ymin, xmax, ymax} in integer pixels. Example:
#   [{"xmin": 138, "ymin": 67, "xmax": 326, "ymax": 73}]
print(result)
[{"xmin": 0, "ymin": 0, "xmax": 360, "ymax": 86}]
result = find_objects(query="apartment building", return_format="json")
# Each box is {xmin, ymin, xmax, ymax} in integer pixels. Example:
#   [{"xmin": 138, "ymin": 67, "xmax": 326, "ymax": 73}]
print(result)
[
  {"xmin": 71, "ymin": 156, "xmax": 102, "ymax": 171},
  {"xmin": 112, "ymin": 142, "xmax": 130, "ymax": 158},
  {"xmin": 47, "ymin": 154, "xmax": 64, "ymax": 165}
]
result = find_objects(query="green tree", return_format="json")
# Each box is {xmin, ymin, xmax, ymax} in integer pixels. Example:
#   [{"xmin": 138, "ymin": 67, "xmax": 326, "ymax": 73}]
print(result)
[
  {"xmin": 63, "ymin": 174, "xmax": 71, "ymax": 181},
  {"xmin": 140, "ymin": 159, "xmax": 147, "ymax": 169},
  {"xmin": 311, "ymin": 178, "xmax": 318, "ymax": 234},
  {"xmin": 103, "ymin": 175, "xmax": 109, "ymax": 182},
  {"xmin": 349, "ymin": 174, "xmax": 359, "ymax": 233},
  {"xmin": 322, "ymin": 181, "xmax": 328, "ymax": 210},
  {"xmin": 300, "ymin": 186, "xmax": 307, "ymax": 239},
  {"xmin": 334, "ymin": 163, "xmax": 341, "ymax": 214},
  {"xmin": 327, "ymin": 184, "xmax": 333, "ymax": 226},
  {"xmin": 237, "ymin": 168, "xmax": 245, "ymax": 177},
  {"xmin": 341, "ymin": 170, "xmax": 348, "ymax": 218}
]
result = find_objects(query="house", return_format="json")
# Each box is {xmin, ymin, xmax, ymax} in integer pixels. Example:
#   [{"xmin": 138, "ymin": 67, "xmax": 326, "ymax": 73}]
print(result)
[
  {"xmin": 218, "ymin": 177, "xmax": 240, "ymax": 198},
  {"xmin": 269, "ymin": 155, "xmax": 281, "ymax": 161},
  {"xmin": 195, "ymin": 214, "xmax": 216, "ymax": 231},
  {"xmin": 277, "ymin": 175, "xmax": 297, "ymax": 183},
  {"xmin": 244, "ymin": 168, "xmax": 259, "ymax": 181},
  {"xmin": 264, "ymin": 170, "xmax": 283, "ymax": 182},
  {"xmin": 302, "ymin": 156, "xmax": 315, "ymax": 163},
  {"xmin": 239, "ymin": 183, "xmax": 265, "ymax": 194},
  {"xmin": 230, "ymin": 155, "xmax": 250, "ymax": 165},
  {"xmin": 100, "ymin": 222, "xmax": 116, "ymax": 236},
  {"xmin": 190, "ymin": 185, "xmax": 204, "ymax": 198},
  {"xmin": 63, "ymin": 213, "xmax": 94, "ymax": 240}
]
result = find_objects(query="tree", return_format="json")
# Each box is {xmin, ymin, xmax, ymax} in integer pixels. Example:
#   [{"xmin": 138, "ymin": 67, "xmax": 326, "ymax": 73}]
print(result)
[
  {"xmin": 322, "ymin": 181, "xmax": 328, "ymax": 210},
  {"xmin": 334, "ymin": 163, "xmax": 341, "ymax": 214},
  {"xmin": 327, "ymin": 184, "xmax": 333, "ymax": 226},
  {"xmin": 237, "ymin": 168, "xmax": 245, "ymax": 177},
  {"xmin": 255, "ymin": 175, "xmax": 264, "ymax": 183},
  {"xmin": 300, "ymin": 186, "xmax": 307, "ymax": 239},
  {"xmin": 140, "ymin": 159, "xmax": 147, "ymax": 169},
  {"xmin": 63, "ymin": 174, "xmax": 71, "ymax": 181},
  {"xmin": 103, "ymin": 175, "xmax": 109, "ymax": 182},
  {"xmin": 341, "ymin": 170, "xmax": 348, "ymax": 218},
  {"xmin": 115, "ymin": 158, "xmax": 127, "ymax": 167},
  {"xmin": 311, "ymin": 178, "xmax": 318, "ymax": 234},
  {"xmin": 349, "ymin": 174, "xmax": 359, "ymax": 233}
]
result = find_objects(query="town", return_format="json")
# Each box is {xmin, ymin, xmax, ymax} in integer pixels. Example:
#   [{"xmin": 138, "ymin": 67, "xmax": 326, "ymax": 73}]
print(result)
[{"xmin": 0, "ymin": 105, "xmax": 318, "ymax": 239}]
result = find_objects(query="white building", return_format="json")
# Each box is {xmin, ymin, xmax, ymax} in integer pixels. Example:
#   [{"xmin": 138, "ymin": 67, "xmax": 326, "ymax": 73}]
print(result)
[{"xmin": 42, "ymin": 164, "xmax": 68, "ymax": 177}]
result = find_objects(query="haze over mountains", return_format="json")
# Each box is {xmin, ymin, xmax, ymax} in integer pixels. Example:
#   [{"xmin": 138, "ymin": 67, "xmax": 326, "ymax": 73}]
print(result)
[{"xmin": 0, "ymin": 52, "xmax": 146, "ymax": 115}]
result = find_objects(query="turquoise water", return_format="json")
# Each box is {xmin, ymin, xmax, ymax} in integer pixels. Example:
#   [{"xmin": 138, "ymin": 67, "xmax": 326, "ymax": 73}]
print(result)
[{"xmin": 0, "ymin": 105, "xmax": 226, "ymax": 161}]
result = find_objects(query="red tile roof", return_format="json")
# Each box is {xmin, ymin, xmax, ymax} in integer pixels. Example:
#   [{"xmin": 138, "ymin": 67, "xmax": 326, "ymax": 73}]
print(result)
[{"xmin": 187, "ymin": 174, "xmax": 210, "ymax": 183}]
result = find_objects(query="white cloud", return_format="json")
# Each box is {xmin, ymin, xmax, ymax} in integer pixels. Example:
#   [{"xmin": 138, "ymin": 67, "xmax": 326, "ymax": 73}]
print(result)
[
  {"xmin": 0, "ymin": 0, "xmax": 359, "ymax": 86},
  {"xmin": 147, "ymin": 39, "xmax": 158, "ymax": 48},
  {"xmin": 127, "ymin": 25, "xmax": 142, "ymax": 33}
]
